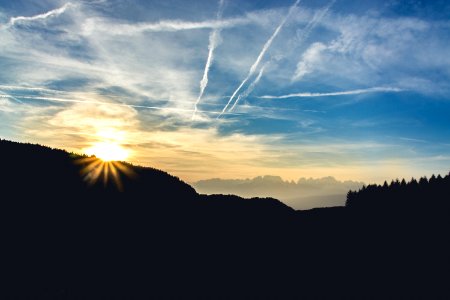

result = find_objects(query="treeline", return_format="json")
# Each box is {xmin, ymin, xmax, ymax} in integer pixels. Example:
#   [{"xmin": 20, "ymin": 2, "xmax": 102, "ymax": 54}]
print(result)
[{"xmin": 346, "ymin": 173, "xmax": 450, "ymax": 212}]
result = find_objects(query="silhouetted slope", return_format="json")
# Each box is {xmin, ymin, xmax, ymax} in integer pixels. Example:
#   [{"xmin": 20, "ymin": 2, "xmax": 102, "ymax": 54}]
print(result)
[
  {"xmin": 0, "ymin": 139, "xmax": 198, "ymax": 202},
  {"xmin": 0, "ymin": 139, "xmax": 448, "ymax": 298}
]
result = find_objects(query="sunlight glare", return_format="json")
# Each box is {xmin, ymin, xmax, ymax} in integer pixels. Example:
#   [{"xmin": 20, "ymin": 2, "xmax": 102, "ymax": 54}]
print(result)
[{"xmin": 85, "ymin": 142, "xmax": 129, "ymax": 162}]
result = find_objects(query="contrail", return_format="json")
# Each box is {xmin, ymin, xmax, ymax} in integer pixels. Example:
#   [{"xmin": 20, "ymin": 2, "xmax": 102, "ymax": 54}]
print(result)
[
  {"xmin": 229, "ymin": 62, "xmax": 268, "ymax": 112},
  {"xmin": 259, "ymin": 87, "xmax": 403, "ymax": 99},
  {"xmin": 296, "ymin": 0, "xmax": 335, "ymax": 47},
  {"xmin": 292, "ymin": 0, "xmax": 335, "ymax": 81},
  {"xmin": 0, "ymin": 85, "xmax": 67, "ymax": 94},
  {"xmin": 218, "ymin": 0, "xmax": 301, "ymax": 118},
  {"xmin": 0, "ymin": 94, "xmax": 241, "ymax": 115},
  {"xmin": 82, "ymin": 16, "xmax": 249, "ymax": 35},
  {"xmin": 5, "ymin": 3, "xmax": 74, "ymax": 28},
  {"xmin": 192, "ymin": 0, "xmax": 225, "ymax": 120},
  {"xmin": 228, "ymin": 0, "xmax": 335, "ymax": 112},
  {"xmin": 0, "ymin": 92, "xmax": 23, "ymax": 103}
]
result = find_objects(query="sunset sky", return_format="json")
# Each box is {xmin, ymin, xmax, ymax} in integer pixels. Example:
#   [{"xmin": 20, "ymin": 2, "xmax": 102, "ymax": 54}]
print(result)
[{"xmin": 1, "ymin": 0, "xmax": 449, "ymax": 184}]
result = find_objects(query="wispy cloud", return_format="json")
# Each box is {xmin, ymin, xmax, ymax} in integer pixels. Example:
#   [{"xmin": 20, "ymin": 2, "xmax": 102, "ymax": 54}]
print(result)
[
  {"xmin": 292, "ymin": 42, "xmax": 327, "ymax": 81},
  {"xmin": 192, "ymin": 0, "xmax": 225, "ymax": 120},
  {"xmin": 218, "ymin": 0, "xmax": 301, "ymax": 117},
  {"xmin": 259, "ymin": 87, "xmax": 403, "ymax": 99},
  {"xmin": 4, "ymin": 2, "xmax": 74, "ymax": 28},
  {"xmin": 82, "ymin": 16, "xmax": 249, "ymax": 36},
  {"xmin": 399, "ymin": 137, "xmax": 427, "ymax": 143},
  {"xmin": 0, "ymin": 94, "xmax": 240, "ymax": 116},
  {"xmin": 290, "ymin": 11, "xmax": 450, "ymax": 94}
]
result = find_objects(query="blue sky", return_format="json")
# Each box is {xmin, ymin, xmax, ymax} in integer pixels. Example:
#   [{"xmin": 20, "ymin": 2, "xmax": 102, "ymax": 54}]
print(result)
[{"xmin": 1, "ymin": 0, "xmax": 450, "ymax": 183}]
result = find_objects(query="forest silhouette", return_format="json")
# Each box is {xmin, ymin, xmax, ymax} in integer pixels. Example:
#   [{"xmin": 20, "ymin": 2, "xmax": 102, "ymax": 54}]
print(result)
[{"xmin": 1, "ymin": 139, "xmax": 448, "ymax": 298}]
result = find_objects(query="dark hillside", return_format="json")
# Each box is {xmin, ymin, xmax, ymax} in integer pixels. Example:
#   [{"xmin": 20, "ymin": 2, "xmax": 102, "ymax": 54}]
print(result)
[{"xmin": 0, "ymin": 139, "xmax": 448, "ymax": 298}]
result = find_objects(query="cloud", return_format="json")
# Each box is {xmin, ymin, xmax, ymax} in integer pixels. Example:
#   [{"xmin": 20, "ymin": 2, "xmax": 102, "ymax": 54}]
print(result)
[
  {"xmin": 0, "ymin": 97, "xmax": 18, "ymax": 113},
  {"xmin": 218, "ymin": 0, "xmax": 301, "ymax": 117},
  {"xmin": 0, "ymin": 93, "xmax": 236, "ymax": 116},
  {"xmin": 13, "ymin": 100, "xmax": 286, "ymax": 180},
  {"xmin": 81, "ymin": 16, "xmax": 250, "ymax": 36},
  {"xmin": 5, "ymin": 2, "xmax": 74, "ymax": 28},
  {"xmin": 259, "ymin": 87, "xmax": 403, "ymax": 99},
  {"xmin": 289, "ymin": 1, "xmax": 335, "ymax": 81},
  {"xmin": 290, "ymin": 12, "xmax": 450, "ymax": 94},
  {"xmin": 292, "ymin": 42, "xmax": 327, "ymax": 80}
]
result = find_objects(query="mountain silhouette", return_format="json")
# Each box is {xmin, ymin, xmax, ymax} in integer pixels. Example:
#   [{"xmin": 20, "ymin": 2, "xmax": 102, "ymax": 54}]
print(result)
[
  {"xmin": 0, "ymin": 139, "xmax": 448, "ymax": 298},
  {"xmin": 193, "ymin": 175, "xmax": 364, "ymax": 209}
]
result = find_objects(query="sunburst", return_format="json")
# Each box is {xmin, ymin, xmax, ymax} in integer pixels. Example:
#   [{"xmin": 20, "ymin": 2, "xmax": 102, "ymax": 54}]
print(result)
[{"xmin": 77, "ymin": 142, "xmax": 135, "ymax": 190}]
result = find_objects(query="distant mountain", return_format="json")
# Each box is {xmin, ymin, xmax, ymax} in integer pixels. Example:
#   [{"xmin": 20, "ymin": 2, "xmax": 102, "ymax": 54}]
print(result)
[
  {"xmin": 0, "ymin": 139, "xmax": 448, "ymax": 298},
  {"xmin": 193, "ymin": 175, "xmax": 364, "ymax": 209}
]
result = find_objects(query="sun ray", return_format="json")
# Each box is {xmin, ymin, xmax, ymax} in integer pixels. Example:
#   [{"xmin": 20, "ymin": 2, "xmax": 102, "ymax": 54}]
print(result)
[
  {"xmin": 110, "ymin": 162, "xmax": 124, "ymax": 191},
  {"xmin": 76, "ymin": 158, "xmax": 134, "ymax": 190},
  {"xmin": 75, "ymin": 141, "xmax": 134, "ymax": 190},
  {"xmin": 112, "ymin": 161, "xmax": 137, "ymax": 178},
  {"xmin": 103, "ymin": 162, "xmax": 110, "ymax": 185}
]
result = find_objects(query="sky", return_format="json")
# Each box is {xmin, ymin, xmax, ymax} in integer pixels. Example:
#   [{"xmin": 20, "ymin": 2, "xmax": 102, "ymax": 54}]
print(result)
[{"xmin": 1, "ymin": 0, "xmax": 450, "ymax": 185}]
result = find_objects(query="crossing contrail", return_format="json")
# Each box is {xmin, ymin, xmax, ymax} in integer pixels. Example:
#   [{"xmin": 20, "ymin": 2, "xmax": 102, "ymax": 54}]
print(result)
[
  {"xmin": 229, "ymin": 62, "xmax": 268, "ymax": 112},
  {"xmin": 228, "ymin": 0, "xmax": 336, "ymax": 110},
  {"xmin": 192, "ymin": 0, "xmax": 225, "ymax": 120},
  {"xmin": 218, "ymin": 0, "xmax": 301, "ymax": 118}
]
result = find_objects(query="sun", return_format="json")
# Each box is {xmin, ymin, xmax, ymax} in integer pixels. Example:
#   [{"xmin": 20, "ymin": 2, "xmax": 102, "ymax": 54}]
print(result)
[
  {"xmin": 84, "ymin": 142, "xmax": 129, "ymax": 162},
  {"xmin": 78, "ymin": 142, "xmax": 135, "ymax": 190}
]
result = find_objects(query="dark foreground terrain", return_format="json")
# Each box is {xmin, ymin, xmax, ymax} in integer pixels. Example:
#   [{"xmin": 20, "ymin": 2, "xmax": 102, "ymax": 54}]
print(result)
[{"xmin": 1, "ymin": 139, "xmax": 448, "ymax": 298}]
